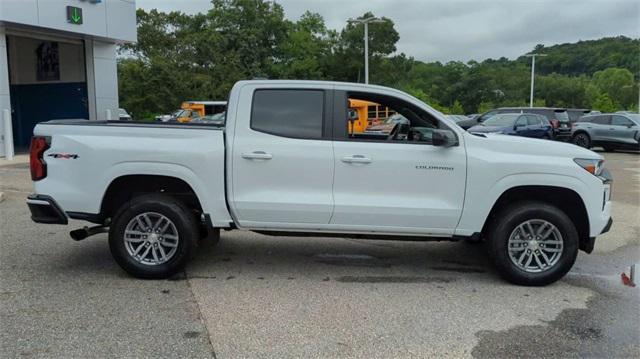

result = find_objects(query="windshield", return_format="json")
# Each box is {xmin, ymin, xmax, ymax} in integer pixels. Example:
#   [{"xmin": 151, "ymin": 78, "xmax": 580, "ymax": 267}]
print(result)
[{"xmin": 483, "ymin": 114, "xmax": 519, "ymax": 126}]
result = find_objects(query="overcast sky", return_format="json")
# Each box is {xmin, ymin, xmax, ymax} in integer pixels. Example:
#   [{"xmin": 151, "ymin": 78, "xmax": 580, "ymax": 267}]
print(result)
[{"xmin": 136, "ymin": 0, "xmax": 640, "ymax": 63}]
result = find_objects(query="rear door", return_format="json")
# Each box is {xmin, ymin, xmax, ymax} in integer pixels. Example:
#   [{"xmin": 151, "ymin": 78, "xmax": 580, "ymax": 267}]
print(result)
[
  {"xmin": 590, "ymin": 115, "xmax": 611, "ymax": 141},
  {"xmin": 230, "ymin": 87, "xmax": 335, "ymax": 227}
]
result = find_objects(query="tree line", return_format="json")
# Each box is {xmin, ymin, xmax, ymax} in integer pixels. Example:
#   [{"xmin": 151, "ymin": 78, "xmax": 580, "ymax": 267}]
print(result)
[{"xmin": 118, "ymin": 0, "xmax": 640, "ymax": 120}]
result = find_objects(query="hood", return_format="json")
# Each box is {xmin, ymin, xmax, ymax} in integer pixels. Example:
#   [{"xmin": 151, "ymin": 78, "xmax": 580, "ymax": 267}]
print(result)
[
  {"xmin": 468, "ymin": 125, "xmax": 506, "ymax": 133},
  {"xmin": 464, "ymin": 132, "xmax": 602, "ymax": 160}
]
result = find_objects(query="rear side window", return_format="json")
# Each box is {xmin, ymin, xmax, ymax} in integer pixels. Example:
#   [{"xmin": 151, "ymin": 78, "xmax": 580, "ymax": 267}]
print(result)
[
  {"xmin": 592, "ymin": 116, "xmax": 611, "ymax": 125},
  {"xmin": 251, "ymin": 89, "xmax": 324, "ymax": 139}
]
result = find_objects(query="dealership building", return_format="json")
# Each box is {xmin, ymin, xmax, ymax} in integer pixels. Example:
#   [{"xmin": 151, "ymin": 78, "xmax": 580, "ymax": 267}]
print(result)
[{"xmin": 0, "ymin": 0, "xmax": 136, "ymax": 158}]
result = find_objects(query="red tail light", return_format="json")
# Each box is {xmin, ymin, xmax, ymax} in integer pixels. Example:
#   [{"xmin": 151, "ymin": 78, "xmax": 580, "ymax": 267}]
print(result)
[
  {"xmin": 30, "ymin": 136, "xmax": 50, "ymax": 181},
  {"xmin": 550, "ymin": 119, "xmax": 560, "ymax": 129}
]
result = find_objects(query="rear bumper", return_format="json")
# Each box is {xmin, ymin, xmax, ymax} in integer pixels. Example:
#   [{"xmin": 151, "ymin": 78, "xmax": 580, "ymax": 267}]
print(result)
[
  {"xmin": 26, "ymin": 194, "xmax": 68, "ymax": 225},
  {"xmin": 553, "ymin": 128, "xmax": 571, "ymax": 141}
]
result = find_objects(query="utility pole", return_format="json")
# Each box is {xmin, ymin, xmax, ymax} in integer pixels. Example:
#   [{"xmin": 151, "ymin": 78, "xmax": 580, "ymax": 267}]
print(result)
[
  {"xmin": 347, "ymin": 16, "xmax": 386, "ymax": 84},
  {"xmin": 525, "ymin": 53, "xmax": 547, "ymax": 107}
]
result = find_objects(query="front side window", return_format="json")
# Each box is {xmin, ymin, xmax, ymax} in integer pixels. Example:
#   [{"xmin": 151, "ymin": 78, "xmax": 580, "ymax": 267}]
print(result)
[
  {"xmin": 251, "ymin": 89, "xmax": 324, "ymax": 139},
  {"xmin": 342, "ymin": 92, "xmax": 448, "ymax": 145},
  {"xmin": 526, "ymin": 115, "xmax": 541, "ymax": 125},
  {"xmin": 611, "ymin": 115, "xmax": 632, "ymax": 126}
]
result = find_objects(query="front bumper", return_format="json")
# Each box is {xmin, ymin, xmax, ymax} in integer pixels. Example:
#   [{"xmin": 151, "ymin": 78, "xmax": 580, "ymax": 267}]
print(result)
[
  {"xmin": 583, "ymin": 217, "xmax": 613, "ymax": 253},
  {"xmin": 26, "ymin": 194, "xmax": 68, "ymax": 225}
]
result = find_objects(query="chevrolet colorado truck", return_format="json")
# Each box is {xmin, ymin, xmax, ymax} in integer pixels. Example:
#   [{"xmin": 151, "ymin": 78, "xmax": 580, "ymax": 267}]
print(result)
[{"xmin": 27, "ymin": 80, "xmax": 613, "ymax": 286}]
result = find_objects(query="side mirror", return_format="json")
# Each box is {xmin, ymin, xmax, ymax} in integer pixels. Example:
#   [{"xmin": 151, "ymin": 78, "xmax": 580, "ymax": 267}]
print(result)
[{"xmin": 432, "ymin": 129, "xmax": 458, "ymax": 147}]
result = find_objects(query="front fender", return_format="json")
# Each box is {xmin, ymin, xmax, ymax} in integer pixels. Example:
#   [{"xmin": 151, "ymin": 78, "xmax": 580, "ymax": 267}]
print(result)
[{"xmin": 455, "ymin": 173, "xmax": 590, "ymax": 236}]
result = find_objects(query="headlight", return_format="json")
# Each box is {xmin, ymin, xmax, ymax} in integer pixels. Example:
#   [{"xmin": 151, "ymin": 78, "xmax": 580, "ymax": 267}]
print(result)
[{"xmin": 574, "ymin": 158, "xmax": 604, "ymax": 176}]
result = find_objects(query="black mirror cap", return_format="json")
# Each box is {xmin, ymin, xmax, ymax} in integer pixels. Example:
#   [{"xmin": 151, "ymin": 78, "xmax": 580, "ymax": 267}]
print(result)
[{"xmin": 432, "ymin": 129, "xmax": 458, "ymax": 147}]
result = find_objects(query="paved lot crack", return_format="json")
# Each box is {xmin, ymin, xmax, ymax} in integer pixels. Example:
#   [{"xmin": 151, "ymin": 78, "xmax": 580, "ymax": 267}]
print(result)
[{"xmin": 185, "ymin": 271, "xmax": 218, "ymax": 359}]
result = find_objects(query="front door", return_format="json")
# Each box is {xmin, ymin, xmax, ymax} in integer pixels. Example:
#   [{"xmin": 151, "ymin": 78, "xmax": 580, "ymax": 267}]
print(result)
[
  {"xmin": 610, "ymin": 115, "xmax": 637, "ymax": 145},
  {"xmin": 230, "ymin": 88, "xmax": 334, "ymax": 228},
  {"xmin": 330, "ymin": 91, "xmax": 467, "ymax": 235}
]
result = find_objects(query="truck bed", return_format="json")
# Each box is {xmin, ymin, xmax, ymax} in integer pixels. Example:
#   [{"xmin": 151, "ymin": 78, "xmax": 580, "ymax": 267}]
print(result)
[{"xmin": 32, "ymin": 119, "xmax": 232, "ymax": 226}]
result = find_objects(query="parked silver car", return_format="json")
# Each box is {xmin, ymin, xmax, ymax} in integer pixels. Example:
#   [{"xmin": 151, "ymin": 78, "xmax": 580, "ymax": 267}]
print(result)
[{"xmin": 571, "ymin": 113, "xmax": 640, "ymax": 151}]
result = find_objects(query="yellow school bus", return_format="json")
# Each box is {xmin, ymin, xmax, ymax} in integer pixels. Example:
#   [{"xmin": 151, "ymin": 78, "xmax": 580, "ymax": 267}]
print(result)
[
  {"xmin": 178, "ymin": 101, "xmax": 227, "ymax": 122},
  {"xmin": 348, "ymin": 99, "xmax": 396, "ymax": 133}
]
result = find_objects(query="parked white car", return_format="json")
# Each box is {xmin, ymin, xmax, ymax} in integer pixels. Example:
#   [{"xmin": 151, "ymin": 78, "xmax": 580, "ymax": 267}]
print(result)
[{"xmin": 27, "ymin": 80, "xmax": 612, "ymax": 285}]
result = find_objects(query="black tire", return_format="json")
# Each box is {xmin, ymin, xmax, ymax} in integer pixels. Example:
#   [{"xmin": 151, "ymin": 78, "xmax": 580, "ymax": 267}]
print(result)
[
  {"xmin": 109, "ymin": 194, "xmax": 199, "ymax": 279},
  {"xmin": 487, "ymin": 201, "xmax": 579, "ymax": 286},
  {"xmin": 572, "ymin": 132, "xmax": 591, "ymax": 149}
]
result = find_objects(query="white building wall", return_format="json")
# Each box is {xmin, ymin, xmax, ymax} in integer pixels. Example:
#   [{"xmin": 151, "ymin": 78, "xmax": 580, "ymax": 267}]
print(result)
[
  {"xmin": 0, "ymin": 26, "xmax": 10, "ymax": 157},
  {"xmin": 0, "ymin": 0, "xmax": 136, "ymax": 43},
  {"xmin": 90, "ymin": 41, "xmax": 119, "ymax": 121},
  {"xmin": 0, "ymin": 0, "xmax": 136, "ymax": 157}
]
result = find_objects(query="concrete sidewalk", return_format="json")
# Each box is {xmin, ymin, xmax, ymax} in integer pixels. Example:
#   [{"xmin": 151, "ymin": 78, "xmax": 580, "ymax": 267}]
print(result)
[{"xmin": 0, "ymin": 153, "xmax": 28, "ymax": 167}]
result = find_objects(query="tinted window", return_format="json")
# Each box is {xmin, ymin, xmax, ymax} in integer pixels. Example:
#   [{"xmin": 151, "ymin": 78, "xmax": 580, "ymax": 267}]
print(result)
[
  {"xmin": 515, "ymin": 117, "xmax": 527, "ymax": 127},
  {"xmin": 251, "ymin": 90, "xmax": 324, "ymax": 139},
  {"xmin": 611, "ymin": 115, "xmax": 633, "ymax": 126},
  {"xmin": 592, "ymin": 116, "xmax": 611, "ymax": 125},
  {"xmin": 553, "ymin": 110, "xmax": 570, "ymax": 123},
  {"xmin": 526, "ymin": 115, "xmax": 541, "ymax": 125},
  {"xmin": 479, "ymin": 111, "xmax": 499, "ymax": 121},
  {"xmin": 484, "ymin": 114, "xmax": 519, "ymax": 126}
]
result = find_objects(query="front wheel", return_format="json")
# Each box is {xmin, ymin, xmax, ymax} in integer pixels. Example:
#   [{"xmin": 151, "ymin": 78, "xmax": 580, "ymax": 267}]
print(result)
[
  {"xmin": 109, "ymin": 194, "xmax": 199, "ymax": 279},
  {"xmin": 487, "ymin": 201, "xmax": 578, "ymax": 286}
]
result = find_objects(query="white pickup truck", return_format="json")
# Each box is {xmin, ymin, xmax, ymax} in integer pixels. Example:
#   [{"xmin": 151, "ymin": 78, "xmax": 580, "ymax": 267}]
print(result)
[{"xmin": 27, "ymin": 80, "xmax": 612, "ymax": 285}]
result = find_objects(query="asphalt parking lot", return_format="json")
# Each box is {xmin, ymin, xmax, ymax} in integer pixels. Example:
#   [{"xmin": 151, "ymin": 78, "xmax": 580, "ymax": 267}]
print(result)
[{"xmin": 1, "ymin": 151, "xmax": 638, "ymax": 358}]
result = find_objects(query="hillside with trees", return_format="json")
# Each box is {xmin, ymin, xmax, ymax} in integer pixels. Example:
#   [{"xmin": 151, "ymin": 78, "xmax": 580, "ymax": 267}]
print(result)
[{"xmin": 118, "ymin": 0, "xmax": 639, "ymax": 119}]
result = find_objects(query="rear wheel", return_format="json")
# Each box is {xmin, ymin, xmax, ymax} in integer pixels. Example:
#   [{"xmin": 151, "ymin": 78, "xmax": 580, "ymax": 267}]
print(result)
[
  {"xmin": 109, "ymin": 194, "xmax": 198, "ymax": 279},
  {"xmin": 487, "ymin": 201, "xmax": 578, "ymax": 286},
  {"xmin": 572, "ymin": 133, "xmax": 591, "ymax": 148}
]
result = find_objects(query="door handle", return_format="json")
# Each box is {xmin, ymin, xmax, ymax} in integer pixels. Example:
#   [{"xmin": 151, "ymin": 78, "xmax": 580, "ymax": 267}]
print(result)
[
  {"xmin": 241, "ymin": 151, "xmax": 273, "ymax": 160},
  {"xmin": 341, "ymin": 155, "xmax": 372, "ymax": 164}
]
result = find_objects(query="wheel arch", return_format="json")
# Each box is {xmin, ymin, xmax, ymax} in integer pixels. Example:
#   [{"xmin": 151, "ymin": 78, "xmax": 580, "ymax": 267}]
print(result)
[
  {"xmin": 481, "ymin": 185, "xmax": 591, "ymax": 253},
  {"xmin": 99, "ymin": 174, "xmax": 204, "ymax": 223}
]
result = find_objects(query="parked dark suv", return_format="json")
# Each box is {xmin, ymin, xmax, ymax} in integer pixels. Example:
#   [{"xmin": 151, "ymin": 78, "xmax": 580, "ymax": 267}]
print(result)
[{"xmin": 458, "ymin": 107, "xmax": 572, "ymax": 141}]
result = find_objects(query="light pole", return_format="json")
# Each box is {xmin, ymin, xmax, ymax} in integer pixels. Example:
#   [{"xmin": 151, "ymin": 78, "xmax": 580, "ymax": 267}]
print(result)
[
  {"xmin": 525, "ymin": 53, "xmax": 547, "ymax": 107},
  {"xmin": 348, "ymin": 16, "xmax": 386, "ymax": 84}
]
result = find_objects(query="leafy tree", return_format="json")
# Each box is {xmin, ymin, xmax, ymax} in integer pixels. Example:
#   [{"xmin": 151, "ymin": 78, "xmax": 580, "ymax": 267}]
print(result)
[
  {"xmin": 117, "ymin": 2, "xmax": 639, "ymax": 119},
  {"xmin": 592, "ymin": 68, "xmax": 636, "ymax": 108},
  {"xmin": 592, "ymin": 93, "xmax": 617, "ymax": 112}
]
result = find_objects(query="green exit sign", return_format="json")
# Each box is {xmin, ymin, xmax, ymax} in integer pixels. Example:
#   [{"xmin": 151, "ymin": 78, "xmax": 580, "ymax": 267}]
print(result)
[{"xmin": 66, "ymin": 6, "xmax": 83, "ymax": 25}]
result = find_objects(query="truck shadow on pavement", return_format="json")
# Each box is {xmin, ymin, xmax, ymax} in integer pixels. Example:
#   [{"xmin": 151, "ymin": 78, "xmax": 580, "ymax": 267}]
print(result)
[{"xmin": 182, "ymin": 231, "xmax": 498, "ymax": 284}]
